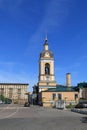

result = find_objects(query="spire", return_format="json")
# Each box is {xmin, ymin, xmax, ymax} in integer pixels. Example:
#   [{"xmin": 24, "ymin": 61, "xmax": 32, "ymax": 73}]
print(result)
[
  {"xmin": 45, "ymin": 34, "xmax": 48, "ymax": 41},
  {"xmin": 44, "ymin": 34, "xmax": 48, "ymax": 50},
  {"xmin": 44, "ymin": 34, "xmax": 48, "ymax": 45}
]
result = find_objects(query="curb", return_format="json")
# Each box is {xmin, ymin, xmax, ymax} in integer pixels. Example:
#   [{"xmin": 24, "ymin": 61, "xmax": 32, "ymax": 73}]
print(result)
[{"xmin": 71, "ymin": 108, "xmax": 87, "ymax": 114}]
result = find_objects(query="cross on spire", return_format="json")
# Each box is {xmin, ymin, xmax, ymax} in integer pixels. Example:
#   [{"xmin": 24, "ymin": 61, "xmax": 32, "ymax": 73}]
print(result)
[{"xmin": 44, "ymin": 34, "xmax": 48, "ymax": 45}]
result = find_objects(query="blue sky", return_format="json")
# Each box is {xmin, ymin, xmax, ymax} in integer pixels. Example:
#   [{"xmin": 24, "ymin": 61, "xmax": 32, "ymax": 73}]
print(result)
[{"xmin": 0, "ymin": 0, "xmax": 87, "ymax": 91}]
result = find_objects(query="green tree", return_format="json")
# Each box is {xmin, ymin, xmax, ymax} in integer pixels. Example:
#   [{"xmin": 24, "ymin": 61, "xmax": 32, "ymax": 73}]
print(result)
[{"xmin": 0, "ymin": 95, "xmax": 5, "ymax": 102}]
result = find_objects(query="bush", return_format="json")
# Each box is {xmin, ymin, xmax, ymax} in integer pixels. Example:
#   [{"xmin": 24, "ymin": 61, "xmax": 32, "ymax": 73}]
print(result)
[
  {"xmin": 66, "ymin": 103, "xmax": 75, "ymax": 109},
  {"xmin": 0, "ymin": 95, "xmax": 12, "ymax": 104},
  {"xmin": 0, "ymin": 95, "xmax": 5, "ymax": 102},
  {"xmin": 5, "ymin": 98, "xmax": 12, "ymax": 104}
]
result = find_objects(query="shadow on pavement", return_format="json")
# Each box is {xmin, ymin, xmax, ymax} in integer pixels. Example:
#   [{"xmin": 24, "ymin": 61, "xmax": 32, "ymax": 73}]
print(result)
[{"xmin": 81, "ymin": 117, "xmax": 87, "ymax": 123}]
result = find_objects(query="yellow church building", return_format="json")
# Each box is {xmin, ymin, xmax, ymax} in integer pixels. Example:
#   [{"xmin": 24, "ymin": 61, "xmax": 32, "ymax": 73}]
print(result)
[{"xmin": 33, "ymin": 37, "xmax": 79, "ymax": 107}]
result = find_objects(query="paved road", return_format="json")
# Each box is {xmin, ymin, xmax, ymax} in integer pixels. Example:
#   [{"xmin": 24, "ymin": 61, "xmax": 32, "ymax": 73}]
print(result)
[{"xmin": 0, "ymin": 104, "xmax": 87, "ymax": 130}]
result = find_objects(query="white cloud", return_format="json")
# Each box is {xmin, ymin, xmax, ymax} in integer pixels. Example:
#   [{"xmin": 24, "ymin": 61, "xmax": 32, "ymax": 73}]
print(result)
[
  {"xmin": 55, "ymin": 62, "xmax": 81, "ymax": 72},
  {"xmin": 77, "ymin": 55, "xmax": 87, "ymax": 62},
  {"xmin": 41, "ymin": 0, "xmax": 70, "ymax": 31},
  {"xmin": 0, "ymin": 70, "xmax": 36, "ymax": 91},
  {"xmin": 0, "ymin": 61, "xmax": 37, "ymax": 91},
  {"xmin": 26, "ymin": 0, "xmax": 72, "ymax": 54}
]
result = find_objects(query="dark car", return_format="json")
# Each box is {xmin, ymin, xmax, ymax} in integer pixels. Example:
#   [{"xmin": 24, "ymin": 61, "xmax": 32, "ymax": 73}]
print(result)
[
  {"xmin": 75, "ymin": 102, "xmax": 87, "ymax": 109},
  {"xmin": 24, "ymin": 102, "xmax": 30, "ymax": 107},
  {"xmin": 75, "ymin": 103, "xmax": 83, "ymax": 108}
]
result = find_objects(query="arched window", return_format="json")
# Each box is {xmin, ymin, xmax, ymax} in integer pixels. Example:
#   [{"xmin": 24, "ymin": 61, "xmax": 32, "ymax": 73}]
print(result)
[{"xmin": 45, "ymin": 63, "xmax": 50, "ymax": 75}]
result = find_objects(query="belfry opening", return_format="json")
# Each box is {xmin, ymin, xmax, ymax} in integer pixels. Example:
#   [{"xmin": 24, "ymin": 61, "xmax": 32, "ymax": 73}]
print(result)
[{"xmin": 45, "ymin": 63, "xmax": 50, "ymax": 75}]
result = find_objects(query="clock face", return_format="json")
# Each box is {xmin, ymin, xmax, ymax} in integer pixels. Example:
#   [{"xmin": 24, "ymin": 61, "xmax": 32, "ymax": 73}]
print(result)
[{"xmin": 45, "ymin": 52, "xmax": 49, "ymax": 56}]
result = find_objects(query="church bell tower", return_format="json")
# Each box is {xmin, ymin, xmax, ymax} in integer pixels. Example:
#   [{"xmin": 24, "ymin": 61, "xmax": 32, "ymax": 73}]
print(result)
[{"xmin": 38, "ymin": 37, "xmax": 56, "ymax": 92}]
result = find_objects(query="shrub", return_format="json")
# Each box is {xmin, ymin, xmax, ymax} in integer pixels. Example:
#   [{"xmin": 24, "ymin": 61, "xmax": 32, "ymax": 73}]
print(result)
[{"xmin": 66, "ymin": 103, "xmax": 75, "ymax": 109}]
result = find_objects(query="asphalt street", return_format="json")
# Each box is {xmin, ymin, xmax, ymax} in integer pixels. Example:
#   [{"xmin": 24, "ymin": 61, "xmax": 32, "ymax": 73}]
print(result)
[{"xmin": 0, "ymin": 104, "xmax": 87, "ymax": 130}]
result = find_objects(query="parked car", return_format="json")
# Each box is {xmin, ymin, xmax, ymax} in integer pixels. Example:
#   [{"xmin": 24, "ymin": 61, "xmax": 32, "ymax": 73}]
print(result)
[
  {"xmin": 75, "ymin": 102, "xmax": 87, "ymax": 108},
  {"xmin": 24, "ymin": 102, "xmax": 30, "ymax": 107},
  {"xmin": 75, "ymin": 103, "xmax": 83, "ymax": 108},
  {"xmin": 0, "ymin": 100, "xmax": 2, "ymax": 104}
]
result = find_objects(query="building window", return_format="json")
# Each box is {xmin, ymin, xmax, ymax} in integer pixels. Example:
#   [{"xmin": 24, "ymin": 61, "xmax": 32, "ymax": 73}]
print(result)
[
  {"xmin": 18, "ymin": 89, "xmax": 21, "ymax": 94},
  {"xmin": 0, "ymin": 88, "xmax": 4, "ymax": 95},
  {"xmin": 9, "ymin": 88, "xmax": 13, "ymax": 98},
  {"xmin": 52, "ymin": 93, "xmax": 56, "ymax": 100},
  {"xmin": 58, "ymin": 94, "xmax": 62, "ymax": 100},
  {"xmin": 9, "ymin": 88, "xmax": 13, "ymax": 92},
  {"xmin": 75, "ymin": 94, "xmax": 78, "ymax": 100}
]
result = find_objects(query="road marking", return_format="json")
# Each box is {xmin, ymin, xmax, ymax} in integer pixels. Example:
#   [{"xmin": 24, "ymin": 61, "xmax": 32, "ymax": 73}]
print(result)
[
  {"xmin": 0, "ymin": 107, "xmax": 19, "ymax": 119},
  {"xmin": 0, "ymin": 103, "xmax": 13, "ymax": 112}
]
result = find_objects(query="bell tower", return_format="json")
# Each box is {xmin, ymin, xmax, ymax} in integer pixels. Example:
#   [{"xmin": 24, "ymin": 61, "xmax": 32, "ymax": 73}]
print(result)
[{"xmin": 38, "ymin": 37, "xmax": 56, "ymax": 92}]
